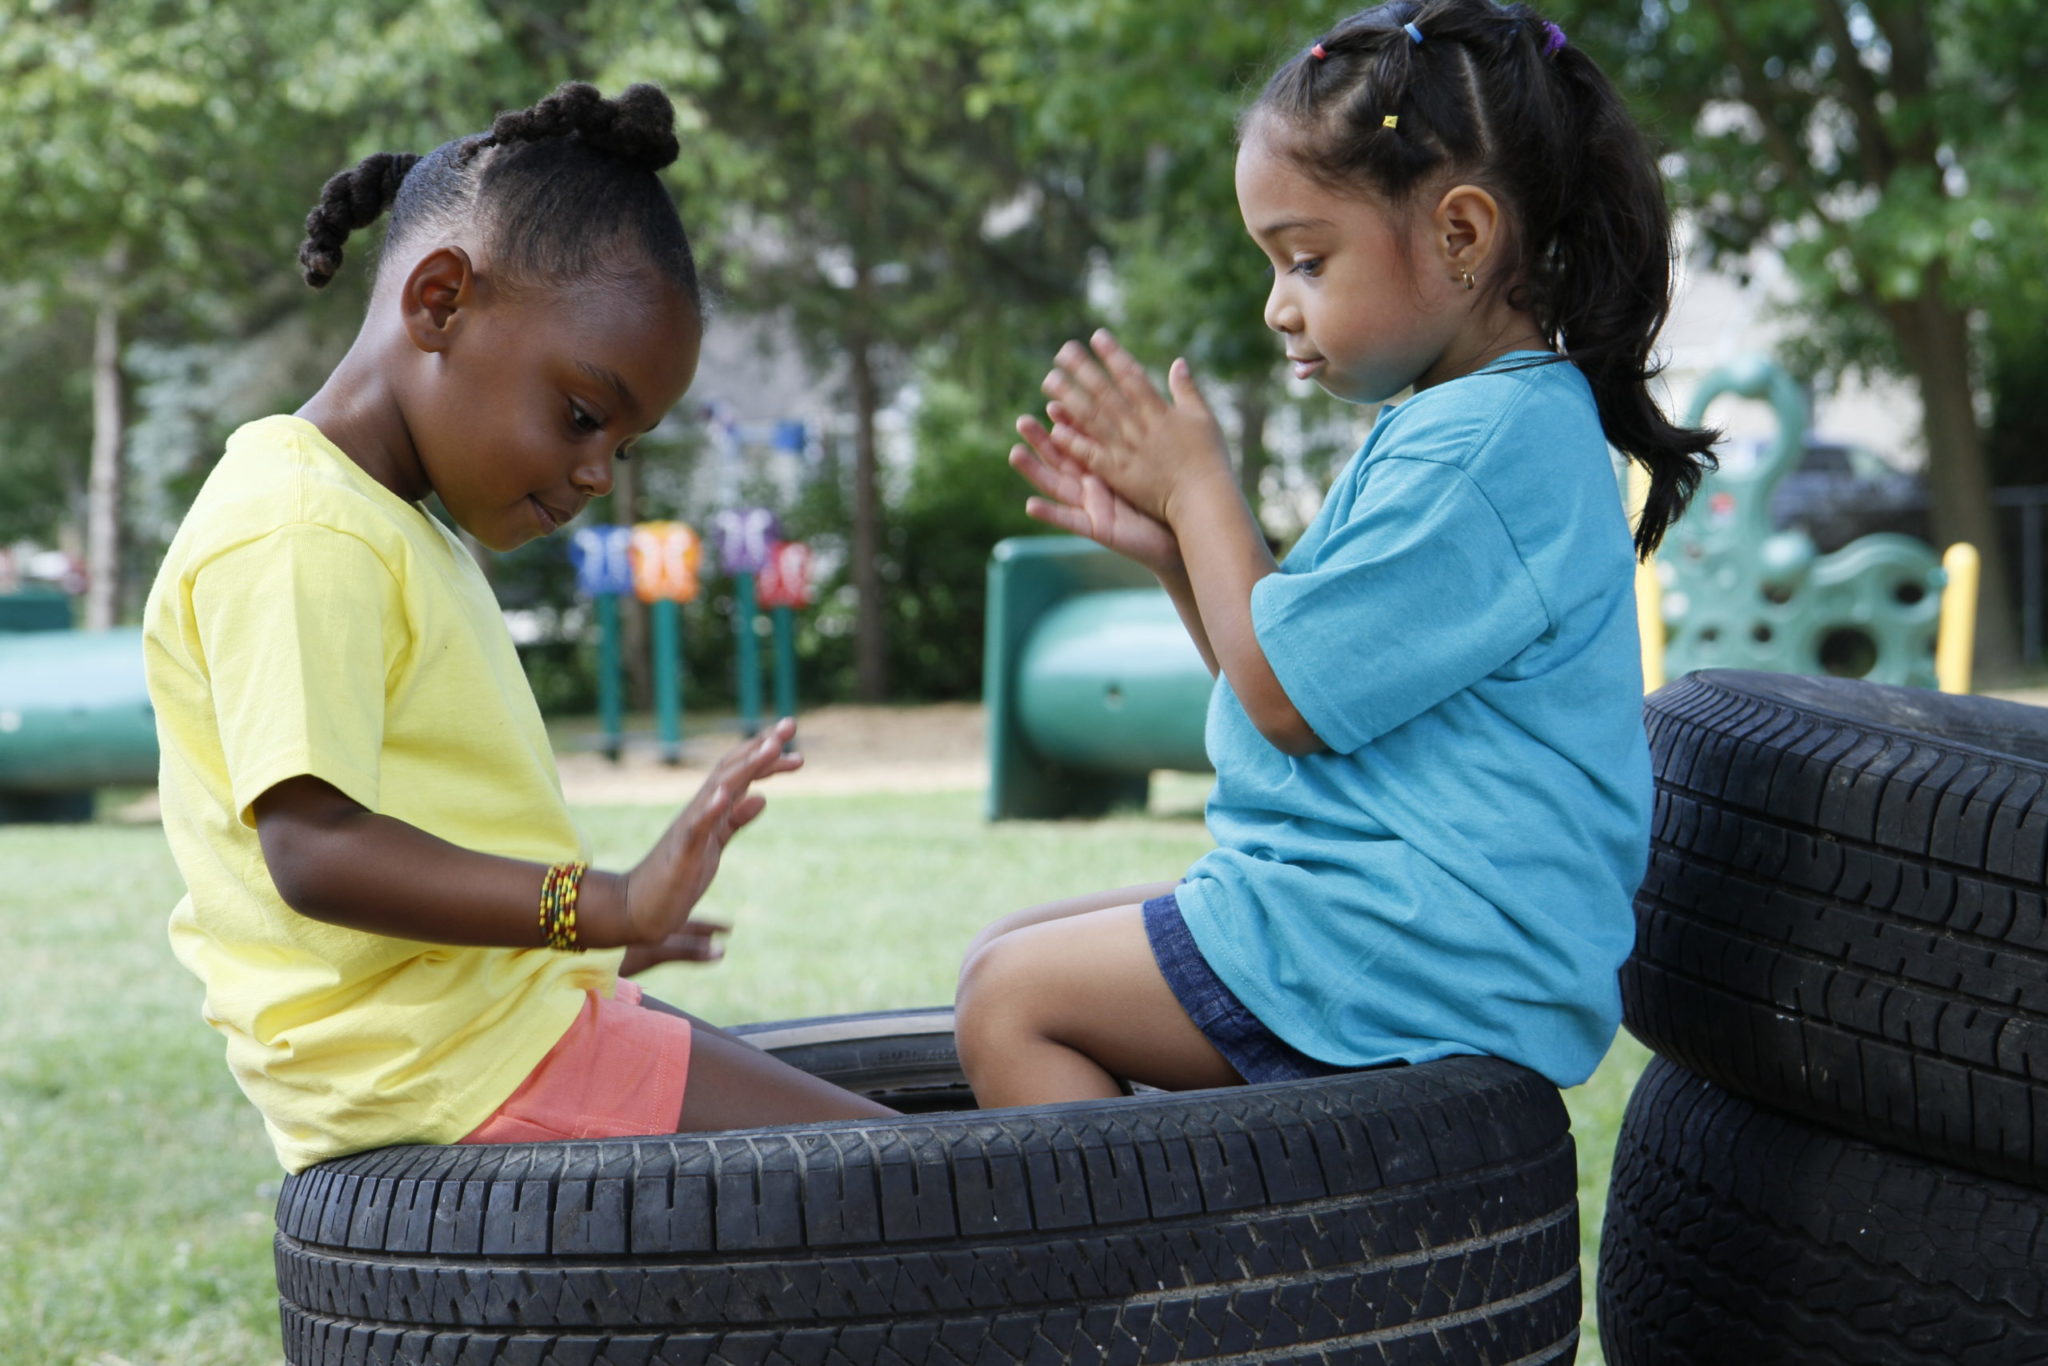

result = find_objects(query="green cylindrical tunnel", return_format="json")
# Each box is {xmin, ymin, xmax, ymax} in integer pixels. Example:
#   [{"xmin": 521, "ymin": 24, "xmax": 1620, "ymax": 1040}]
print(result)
[
  {"xmin": 1015, "ymin": 589, "xmax": 1212, "ymax": 772},
  {"xmin": 0, "ymin": 628, "xmax": 158, "ymax": 791}
]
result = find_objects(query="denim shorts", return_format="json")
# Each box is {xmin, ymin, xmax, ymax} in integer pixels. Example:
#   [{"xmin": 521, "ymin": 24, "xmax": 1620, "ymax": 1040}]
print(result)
[{"xmin": 1142, "ymin": 891, "xmax": 1357, "ymax": 1085}]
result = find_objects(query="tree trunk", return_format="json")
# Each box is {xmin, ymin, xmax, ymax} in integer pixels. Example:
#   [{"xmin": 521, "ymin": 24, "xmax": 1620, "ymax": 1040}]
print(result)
[
  {"xmin": 1235, "ymin": 378, "xmax": 1270, "ymax": 526},
  {"xmin": 1885, "ymin": 282, "xmax": 2020, "ymax": 682},
  {"xmin": 85, "ymin": 244, "xmax": 128, "ymax": 631},
  {"xmin": 848, "ymin": 309, "xmax": 889, "ymax": 702}
]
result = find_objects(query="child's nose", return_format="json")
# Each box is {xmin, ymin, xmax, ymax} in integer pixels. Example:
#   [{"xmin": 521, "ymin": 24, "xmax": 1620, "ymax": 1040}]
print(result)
[
  {"xmin": 572, "ymin": 455, "xmax": 615, "ymax": 499},
  {"xmin": 1263, "ymin": 284, "xmax": 1300, "ymax": 336}
]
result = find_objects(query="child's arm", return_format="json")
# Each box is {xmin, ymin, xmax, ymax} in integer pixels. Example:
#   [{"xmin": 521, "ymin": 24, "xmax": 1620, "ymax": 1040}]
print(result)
[
  {"xmin": 254, "ymin": 722, "xmax": 798, "ymax": 951},
  {"xmin": 1041, "ymin": 332, "xmax": 1320, "ymax": 756}
]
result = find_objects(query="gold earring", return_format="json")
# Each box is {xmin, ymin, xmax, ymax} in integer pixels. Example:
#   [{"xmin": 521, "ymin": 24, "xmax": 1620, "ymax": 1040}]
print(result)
[{"xmin": 1459, "ymin": 269, "xmax": 1476, "ymax": 291}]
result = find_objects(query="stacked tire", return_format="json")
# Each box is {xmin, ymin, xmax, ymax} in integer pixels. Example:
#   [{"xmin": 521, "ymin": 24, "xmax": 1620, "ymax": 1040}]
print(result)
[
  {"xmin": 1598, "ymin": 669, "xmax": 2048, "ymax": 1364},
  {"xmin": 276, "ymin": 1010, "xmax": 1588, "ymax": 1364}
]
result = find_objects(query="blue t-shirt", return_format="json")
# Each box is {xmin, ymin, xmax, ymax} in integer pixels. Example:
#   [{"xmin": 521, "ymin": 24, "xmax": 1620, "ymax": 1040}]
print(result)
[{"xmin": 1174, "ymin": 353, "xmax": 1650, "ymax": 1087}]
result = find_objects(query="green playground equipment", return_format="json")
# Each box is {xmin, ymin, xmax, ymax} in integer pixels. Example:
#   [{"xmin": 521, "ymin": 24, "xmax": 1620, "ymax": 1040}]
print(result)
[
  {"xmin": 984, "ymin": 537, "xmax": 1213, "ymax": 820},
  {"xmin": 0, "ymin": 591, "xmax": 159, "ymax": 822},
  {"xmin": 1658, "ymin": 355, "xmax": 1946, "ymax": 688}
]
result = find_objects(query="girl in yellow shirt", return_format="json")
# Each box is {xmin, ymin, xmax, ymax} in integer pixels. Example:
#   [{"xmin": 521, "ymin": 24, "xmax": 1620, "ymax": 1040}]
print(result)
[{"xmin": 144, "ymin": 82, "xmax": 890, "ymax": 1173}]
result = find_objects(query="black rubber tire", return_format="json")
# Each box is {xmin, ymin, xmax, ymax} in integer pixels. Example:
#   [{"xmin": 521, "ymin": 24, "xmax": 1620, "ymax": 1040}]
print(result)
[
  {"xmin": 1625, "ymin": 669, "xmax": 2048, "ymax": 1188},
  {"xmin": 1596, "ymin": 1055, "xmax": 2048, "ymax": 1365},
  {"xmin": 275, "ymin": 1007, "xmax": 1582, "ymax": 1365},
  {"xmin": 727, "ymin": 1008, "xmax": 974, "ymax": 1114}
]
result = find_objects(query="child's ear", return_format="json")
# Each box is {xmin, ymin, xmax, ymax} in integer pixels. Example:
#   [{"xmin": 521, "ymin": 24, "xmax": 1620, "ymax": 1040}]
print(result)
[
  {"xmin": 1433, "ymin": 184, "xmax": 1505, "ymax": 281},
  {"xmin": 398, "ymin": 246, "xmax": 476, "ymax": 354}
]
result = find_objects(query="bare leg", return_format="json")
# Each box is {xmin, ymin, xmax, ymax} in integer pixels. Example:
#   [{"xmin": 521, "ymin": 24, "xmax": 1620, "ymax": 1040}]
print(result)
[
  {"xmin": 960, "ymin": 879, "xmax": 1178, "ymax": 971},
  {"xmin": 954, "ymin": 902, "xmax": 1241, "ymax": 1108},
  {"xmin": 640, "ymin": 996, "xmax": 898, "ymax": 1129}
]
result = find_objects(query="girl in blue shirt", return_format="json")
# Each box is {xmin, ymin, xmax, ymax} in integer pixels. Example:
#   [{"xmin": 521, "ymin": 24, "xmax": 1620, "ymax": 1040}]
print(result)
[{"xmin": 955, "ymin": 0, "xmax": 1716, "ymax": 1107}]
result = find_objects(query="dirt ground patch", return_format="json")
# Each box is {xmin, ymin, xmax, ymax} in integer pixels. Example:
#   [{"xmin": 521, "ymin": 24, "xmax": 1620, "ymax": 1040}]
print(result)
[{"xmin": 553, "ymin": 701, "xmax": 989, "ymax": 805}]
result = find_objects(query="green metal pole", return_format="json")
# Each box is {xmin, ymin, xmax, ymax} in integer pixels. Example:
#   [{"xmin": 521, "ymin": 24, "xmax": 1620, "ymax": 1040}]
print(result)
[
  {"xmin": 595, "ymin": 594, "xmax": 623, "ymax": 762},
  {"xmin": 653, "ymin": 598, "xmax": 682, "ymax": 764},
  {"xmin": 735, "ymin": 571, "xmax": 761, "ymax": 737},
  {"xmin": 771, "ymin": 605, "xmax": 798, "ymax": 723}
]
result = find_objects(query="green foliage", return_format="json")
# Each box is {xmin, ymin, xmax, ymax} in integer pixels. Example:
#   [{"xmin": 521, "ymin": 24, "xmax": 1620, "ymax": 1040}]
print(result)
[
  {"xmin": 1548, "ymin": 0, "xmax": 2048, "ymax": 378},
  {"xmin": 0, "ymin": 296, "xmax": 91, "ymax": 544},
  {"xmin": 882, "ymin": 380, "xmax": 1041, "ymax": 698},
  {"xmin": 1013, "ymin": 3, "xmax": 1355, "ymax": 381}
]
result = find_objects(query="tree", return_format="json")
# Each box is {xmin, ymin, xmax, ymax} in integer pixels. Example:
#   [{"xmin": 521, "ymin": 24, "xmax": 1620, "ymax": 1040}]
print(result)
[
  {"xmin": 0, "ymin": 2, "xmax": 581, "ymax": 623},
  {"xmin": 586, "ymin": 0, "xmax": 1098, "ymax": 701},
  {"xmin": 0, "ymin": 6, "xmax": 295, "ymax": 623},
  {"xmin": 1551, "ymin": 0, "xmax": 2048, "ymax": 678}
]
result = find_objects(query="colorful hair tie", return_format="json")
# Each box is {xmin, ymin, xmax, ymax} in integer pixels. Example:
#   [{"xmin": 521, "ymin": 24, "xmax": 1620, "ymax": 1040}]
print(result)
[
  {"xmin": 1311, "ymin": 41, "xmax": 1329, "ymax": 61},
  {"xmin": 1382, "ymin": 114, "xmax": 1400, "ymax": 130},
  {"xmin": 1541, "ymin": 21, "xmax": 1568, "ymax": 56},
  {"xmin": 1403, "ymin": 21, "xmax": 1425, "ymax": 44}
]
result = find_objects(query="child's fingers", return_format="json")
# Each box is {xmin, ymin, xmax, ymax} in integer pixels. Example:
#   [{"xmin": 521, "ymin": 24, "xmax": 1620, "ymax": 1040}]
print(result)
[
  {"xmin": 1047, "ymin": 344, "xmax": 1122, "ymax": 431},
  {"xmin": 668, "ymin": 930, "xmax": 727, "ymax": 962},
  {"xmin": 1011, "ymin": 445, "xmax": 1075, "ymax": 504},
  {"xmin": 1017, "ymin": 413, "xmax": 1081, "ymax": 474},
  {"xmin": 725, "ymin": 792, "xmax": 770, "ymax": 834},
  {"xmin": 1023, "ymin": 495, "xmax": 1089, "ymax": 536},
  {"xmin": 1166, "ymin": 356, "xmax": 1216, "ymax": 419},
  {"xmin": 1053, "ymin": 423, "xmax": 1106, "ymax": 469},
  {"xmin": 1013, "ymin": 417, "xmax": 1080, "ymax": 486},
  {"xmin": 1040, "ymin": 364, "xmax": 1098, "ymax": 429},
  {"xmin": 1054, "ymin": 339, "xmax": 1109, "ymax": 395},
  {"xmin": 1038, "ymin": 406, "xmax": 1097, "ymax": 472},
  {"xmin": 1091, "ymin": 330, "xmax": 1167, "ymax": 412},
  {"xmin": 712, "ymin": 721, "xmax": 796, "ymax": 784}
]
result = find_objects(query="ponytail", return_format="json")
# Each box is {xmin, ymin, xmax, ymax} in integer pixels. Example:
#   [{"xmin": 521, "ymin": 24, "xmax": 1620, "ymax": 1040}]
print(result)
[
  {"xmin": 1250, "ymin": 0, "xmax": 1715, "ymax": 559},
  {"xmin": 292, "ymin": 83, "xmax": 699, "ymax": 310},
  {"xmin": 1544, "ymin": 44, "xmax": 1717, "ymax": 559},
  {"xmin": 298, "ymin": 152, "xmax": 421, "ymax": 289}
]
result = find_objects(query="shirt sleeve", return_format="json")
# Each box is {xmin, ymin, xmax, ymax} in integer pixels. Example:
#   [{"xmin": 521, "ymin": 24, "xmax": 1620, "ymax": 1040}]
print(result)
[
  {"xmin": 1252, "ymin": 456, "xmax": 1550, "ymax": 753},
  {"xmin": 189, "ymin": 523, "xmax": 409, "ymax": 827}
]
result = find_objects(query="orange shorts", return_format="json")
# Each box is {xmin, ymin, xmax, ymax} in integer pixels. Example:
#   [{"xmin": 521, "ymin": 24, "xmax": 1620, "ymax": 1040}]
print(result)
[{"xmin": 460, "ymin": 980, "xmax": 692, "ymax": 1144}]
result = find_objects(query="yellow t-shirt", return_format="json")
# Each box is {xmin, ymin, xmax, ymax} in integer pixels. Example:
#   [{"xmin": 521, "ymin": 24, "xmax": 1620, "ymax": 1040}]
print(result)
[{"xmin": 144, "ymin": 414, "xmax": 619, "ymax": 1173}]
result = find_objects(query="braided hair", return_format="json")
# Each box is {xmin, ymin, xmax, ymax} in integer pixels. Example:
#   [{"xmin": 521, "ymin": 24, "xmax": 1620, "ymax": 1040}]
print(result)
[
  {"xmin": 297, "ymin": 82, "xmax": 700, "ymax": 312},
  {"xmin": 1251, "ymin": 0, "xmax": 1714, "ymax": 560}
]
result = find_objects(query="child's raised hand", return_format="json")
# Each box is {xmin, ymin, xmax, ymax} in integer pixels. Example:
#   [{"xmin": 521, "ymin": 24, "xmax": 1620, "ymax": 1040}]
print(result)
[
  {"xmin": 617, "ymin": 719, "xmax": 800, "ymax": 949},
  {"xmin": 1011, "ymin": 410, "xmax": 1182, "ymax": 576},
  {"xmin": 1039, "ymin": 330, "xmax": 1235, "ymax": 528}
]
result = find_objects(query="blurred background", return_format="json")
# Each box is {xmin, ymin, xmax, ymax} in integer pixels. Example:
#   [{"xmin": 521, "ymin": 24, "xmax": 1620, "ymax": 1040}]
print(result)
[{"xmin": 1, "ymin": 0, "xmax": 2043, "ymax": 708}]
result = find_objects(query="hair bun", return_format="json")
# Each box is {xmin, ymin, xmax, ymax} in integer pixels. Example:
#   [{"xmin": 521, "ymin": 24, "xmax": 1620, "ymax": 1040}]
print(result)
[
  {"xmin": 487, "ymin": 82, "xmax": 680, "ymax": 174},
  {"xmin": 297, "ymin": 151, "xmax": 421, "ymax": 288}
]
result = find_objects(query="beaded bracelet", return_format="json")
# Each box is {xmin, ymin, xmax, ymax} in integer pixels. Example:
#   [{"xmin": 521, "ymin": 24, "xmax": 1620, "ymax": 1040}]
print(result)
[{"xmin": 540, "ymin": 861, "xmax": 588, "ymax": 952}]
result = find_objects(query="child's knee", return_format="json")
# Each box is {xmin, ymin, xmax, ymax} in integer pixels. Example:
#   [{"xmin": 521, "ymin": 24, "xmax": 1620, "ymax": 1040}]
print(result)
[{"xmin": 954, "ymin": 933, "xmax": 1044, "ymax": 1067}]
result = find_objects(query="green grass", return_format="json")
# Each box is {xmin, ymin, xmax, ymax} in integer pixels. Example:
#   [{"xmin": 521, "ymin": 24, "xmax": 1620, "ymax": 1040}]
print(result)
[{"xmin": 0, "ymin": 789, "xmax": 1647, "ymax": 1366}]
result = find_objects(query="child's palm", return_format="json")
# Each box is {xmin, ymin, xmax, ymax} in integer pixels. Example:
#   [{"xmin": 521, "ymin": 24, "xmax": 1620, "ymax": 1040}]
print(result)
[
  {"xmin": 1042, "ymin": 333, "xmax": 1232, "ymax": 526},
  {"xmin": 623, "ymin": 723, "xmax": 798, "ymax": 944},
  {"xmin": 1011, "ymin": 411, "xmax": 1180, "ymax": 574}
]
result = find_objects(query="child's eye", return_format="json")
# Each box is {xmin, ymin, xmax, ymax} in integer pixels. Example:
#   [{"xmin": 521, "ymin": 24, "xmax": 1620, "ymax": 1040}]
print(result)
[
  {"xmin": 615, "ymin": 443, "xmax": 634, "ymax": 464},
  {"xmin": 1290, "ymin": 258, "xmax": 1323, "ymax": 277},
  {"xmin": 569, "ymin": 401, "xmax": 603, "ymax": 434}
]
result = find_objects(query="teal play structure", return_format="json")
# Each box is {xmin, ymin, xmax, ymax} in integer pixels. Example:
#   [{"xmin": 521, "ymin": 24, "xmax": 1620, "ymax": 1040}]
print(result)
[
  {"xmin": 0, "ymin": 591, "xmax": 158, "ymax": 822},
  {"xmin": 1656, "ymin": 355, "xmax": 1945, "ymax": 688},
  {"xmin": 984, "ymin": 537, "xmax": 1211, "ymax": 819},
  {"xmin": 984, "ymin": 355, "xmax": 1955, "ymax": 819}
]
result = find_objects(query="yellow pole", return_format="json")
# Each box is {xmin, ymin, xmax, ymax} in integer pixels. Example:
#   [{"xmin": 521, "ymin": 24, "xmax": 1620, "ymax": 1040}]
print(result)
[
  {"xmin": 1936, "ymin": 542, "xmax": 1979, "ymax": 695},
  {"xmin": 1628, "ymin": 463, "xmax": 1665, "ymax": 691},
  {"xmin": 1637, "ymin": 558, "xmax": 1665, "ymax": 692}
]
